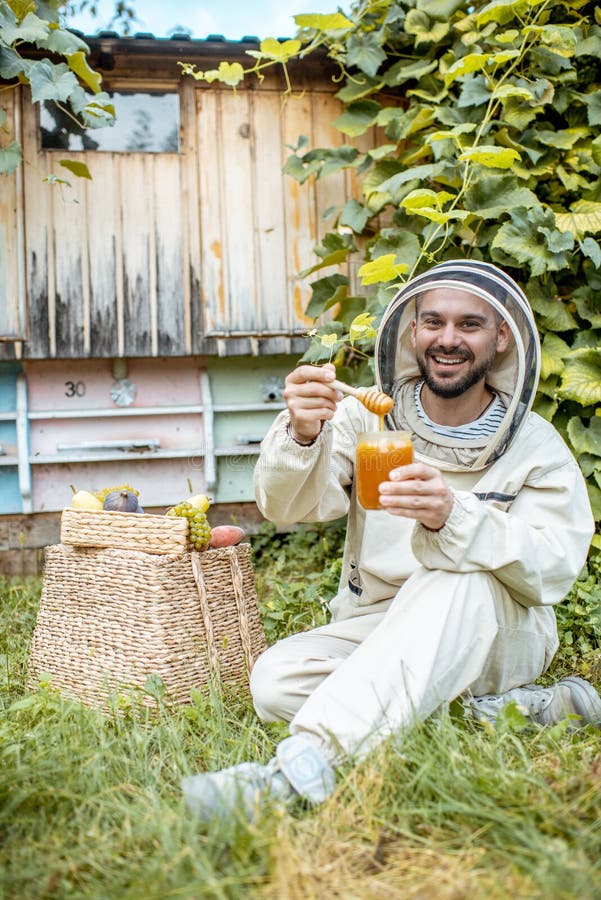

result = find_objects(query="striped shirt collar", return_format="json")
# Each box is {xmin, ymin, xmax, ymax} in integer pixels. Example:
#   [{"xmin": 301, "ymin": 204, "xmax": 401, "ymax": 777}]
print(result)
[{"xmin": 414, "ymin": 380, "xmax": 507, "ymax": 440}]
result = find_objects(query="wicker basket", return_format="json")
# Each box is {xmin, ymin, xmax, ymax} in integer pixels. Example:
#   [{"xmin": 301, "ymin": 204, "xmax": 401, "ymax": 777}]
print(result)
[
  {"xmin": 61, "ymin": 507, "xmax": 189, "ymax": 555},
  {"xmin": 28, "ymin": 542, "xmax": 266, "ymax": 708}
]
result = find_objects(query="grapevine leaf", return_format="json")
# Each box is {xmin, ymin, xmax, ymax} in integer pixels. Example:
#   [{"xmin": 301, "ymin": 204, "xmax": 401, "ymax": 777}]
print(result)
[
  {"xmin": 334, "ymin": 100, "xmax": 381, "ymax": 137},
  {"xmin": 458, "ymin": 145, "xmax": 521, "ymax": 168},
  {"xmin": 0, "ymin": 2, "xmax": 17, "ymax": 34},
  {"xmin": 383, "ymin": 58, "xmax": 438, "ymax": 88},
  {"xmin": 537, "ymin": 127, "xmax": 588, "ymax": 149},
  {"xmin": 374, "ymin": 162, "xmax": 444, "ymax": 201},
  {"xmin": 580, "ymin": 238, "xmax": 601, "ymax": 269},
  {"xmin": 81, "ymin": 95, "xmax": 115, "ymax": 128},
  {"xmin": 457, "ymin": 73, "xmax": 492, "ymax": 108},
  {"xmin": 256, "ymin": 38, "xmax": 301, "ymax": 62},
  {"xmin": 216, "ymin": 61, "xmax": 245, "ymax": 87},
  {"xmin": 370, "ymin": 230, "xmax": 422, "ymax": 273},
  {"xmin": 567, "ymin": 416, "xmax": 601, "ymax": 459},
  {"xmin": 581, "ymin": 90, "xmax": 601, "ymax": 128},
  {"xmin": 58, "ymin": 158, "xmax": 92, "ymax": 180},
  {"xmin": 527, "ymin": 281, "xmax": 579, "ymax": 331},
  {"xmin": 571, "ymin": 287, "xmax": 601, "ymax": 329},
  {"xmin": 384, "ymin": 105, "xmax": 436, "ymax": 140},
  {"xmin": 404, "ymin": 9, "xmax": 449, "ymax": 44},
  {"xmin": 300, "ymin": 249, "xmax": 349, "ymax": 277},
  {"xmin": 336, "ymin": 75, "xmax": 384, "ymax": 103},
  {"xmin": 532, "ymin": 394, "xmax": 558, "ymax": 421},
  {"xmin": 575, "ymin": 34, "xmax": 601, "ymax": 58},
  {"xmin": 465, "ymin": 175, "xmax": 539, "ymax": 219},
  {"xmin": 2, "ymin": 9, "xmax": 47, "ymax": 43},
  {"xmin": 476, "ymin": 0, "xmax": 548, "ymax": 28},
  {"xmin": 491, "ymin": 209, "xmax": 571, "ymax": 276},
  {"xmin": 444, "ymin": 52, "xmax": 490, "ymax": 86},
  {"xmin": 340, "ymin": 198, "xmax": 370, "ymax": 233},
  {"xmin": 426, "ymin": 123, "xmax": 477, "ymax": 142},
  {"xmin": 0, "ymin": 46, "xmax": 26, "ymax": 79},
  {"xmin": 560, "ymin": 349, "xmax": 601, "ymax": 406},
  {"xmin": 538, "ymin": 226, "xmax": 574, "ymax": 254},
  {"xmin": 402, "ymin": 188, "xmax": 454, "ymax": 209},
  {"xmin": 358, "ymin": 255, "xmax": 408, "ymax": 286},
  {"xmin": 417, "ymin": 0, "xmax": 464, "ymax": 20},
  {"xmin": 294, "ymin": 13, "xmax": 353, "ymax": 32},
  {"xmin": 28, "ymin": 59, "xmax": 78, "ymax": 104},
  {"xmin": 67, "ymin": 50, "xmax": 102, "ymax": 94},
  {"xmin": 0, "ymin": 140, "xmax": 22, "ymax": 175},
  {"xmin": 555, "ymin": 200, "xmax": 601, "ymax": 240},
  {"xmin": 282, "ymin": 153, "xmax": 320, "ymax": 185},
  {"xmin": 45, "ymin": 26, "xmax": 88, "ymax": 56},
  {"xmin": 305, "ymin": 274, "xmax": 349, "ymax": 319},
  {"xmin": 540, "ymin": 332, "xmax": 569, "ymax": 380},
  {"xmin": 349, "ymin": 312, "xmax": 377, "ymax": 343},
  {"xmin": 494, "ymin": 84, "xmax": 534, "ymax": 103},
  {"xmin": 488, "ymin": 49, "xmax": 520, "ymax": 65},
  {"xmin": 346, "ymin": 32, "xmax": 387, "ymax": 78}
]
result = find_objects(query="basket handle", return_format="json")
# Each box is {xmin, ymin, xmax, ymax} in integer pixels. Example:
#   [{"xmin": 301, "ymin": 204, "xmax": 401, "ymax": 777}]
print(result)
[
  {"xmin": 228, "ymin": 548, "xmax": 255, "ymax": 677},
  {"xmin": 190, "ymin": 547, "xmax": 255, "ymax": 681},
  {"xmin": 190, "ymin": 552, "xmax": 221, "ymax": 679}
]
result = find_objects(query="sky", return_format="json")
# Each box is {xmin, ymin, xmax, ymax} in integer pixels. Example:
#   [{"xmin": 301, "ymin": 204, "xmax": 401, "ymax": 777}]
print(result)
[{"xmin": 66, "ymin": 0, "xmax": 351, "ymax": 41}]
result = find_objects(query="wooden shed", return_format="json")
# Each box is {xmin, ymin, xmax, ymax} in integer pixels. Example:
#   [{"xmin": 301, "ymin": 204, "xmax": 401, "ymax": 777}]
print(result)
[{"xmin": 0, "ymin": 32, "xmax": 373, "ymax": 571}]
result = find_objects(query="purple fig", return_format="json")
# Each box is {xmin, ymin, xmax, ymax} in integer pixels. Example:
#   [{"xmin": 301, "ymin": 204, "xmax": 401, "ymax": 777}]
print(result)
[{"xmin": 103, "ymin": 489, "xmax": 140, "ymax": 513}]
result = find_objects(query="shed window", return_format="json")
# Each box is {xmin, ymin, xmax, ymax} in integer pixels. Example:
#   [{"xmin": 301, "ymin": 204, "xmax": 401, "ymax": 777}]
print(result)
[{"xmin": 40, "ymin": 92, "xmax": 180, "ymax": 152}]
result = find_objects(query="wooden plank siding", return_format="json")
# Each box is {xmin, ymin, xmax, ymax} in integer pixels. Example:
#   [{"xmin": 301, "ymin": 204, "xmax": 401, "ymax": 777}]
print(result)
[
  {"xmin": 2, "ymin": 40, "xmax": 392, "ymax": 360},
  {"xmin": 0, "ymin": 90, "xmax": 26, "ymax": 343}
]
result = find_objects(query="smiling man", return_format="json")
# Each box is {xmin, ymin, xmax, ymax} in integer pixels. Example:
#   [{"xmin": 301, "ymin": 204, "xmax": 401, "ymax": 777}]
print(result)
[{"xmin": 182, "ymin": 260, "xmax": 599, "ymax": 822}]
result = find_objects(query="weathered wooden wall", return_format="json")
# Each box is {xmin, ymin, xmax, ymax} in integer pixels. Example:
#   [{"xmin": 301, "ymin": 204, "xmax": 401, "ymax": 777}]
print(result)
[
  {"xmin": 0, "ymin": 89, "xmax": 26, "ymax": 341},
  {"xmin": 1, "ymin": 36, "xmax": 381, "ymax": 359}
]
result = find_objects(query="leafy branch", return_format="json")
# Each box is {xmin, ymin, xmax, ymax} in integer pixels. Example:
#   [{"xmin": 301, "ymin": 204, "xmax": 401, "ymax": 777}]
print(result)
[{"xmin": 0, "ymin": 0, "xmax": 115, "ymax": 177}]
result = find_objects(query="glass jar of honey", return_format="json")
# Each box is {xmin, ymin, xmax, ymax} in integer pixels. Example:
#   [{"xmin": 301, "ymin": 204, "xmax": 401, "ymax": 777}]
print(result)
[{"xmin": 356, "ymin": 431, "xmax": 414, "ymax": 510}]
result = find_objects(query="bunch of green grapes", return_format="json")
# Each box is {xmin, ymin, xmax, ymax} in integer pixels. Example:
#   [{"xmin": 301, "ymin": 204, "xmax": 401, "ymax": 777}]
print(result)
[
  {"xmin": 166, "ymin": 501, "xmax": 211, "ymax": 550},
  {"xmin": 94, "ymin": 483, "xmax": 139, "ymax": 503}
]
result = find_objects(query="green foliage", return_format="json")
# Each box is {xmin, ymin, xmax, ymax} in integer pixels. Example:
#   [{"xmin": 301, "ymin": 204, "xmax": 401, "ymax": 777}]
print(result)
[
  {"xmin": 251, "ymin": 520, "xmax": 346, "ymax": 643},
  {"xmin": 550, "ymin": 555, "xmax": 601, "ymax": 681},
  {"xmin": 181, "ymin": 0, "xmax": 601, "ymax": 543},
  {"xmin": 0, "ymin": 0, "xmax": 114, "ymax": 176}
]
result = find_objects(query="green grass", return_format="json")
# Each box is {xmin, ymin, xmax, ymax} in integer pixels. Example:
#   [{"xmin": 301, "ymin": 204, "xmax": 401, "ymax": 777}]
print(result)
[{"xmin": 1, "ymin": 531, "xmax": 600, "ymax": 899}]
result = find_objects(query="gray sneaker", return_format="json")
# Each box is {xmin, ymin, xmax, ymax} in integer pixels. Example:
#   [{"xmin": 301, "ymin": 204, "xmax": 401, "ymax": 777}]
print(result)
[
  {"xmin": 465, "ymin": 677, "xmax": 601, "ymax": 728},
  {"xmin": 181, "ymin": 733, "xmax": 335, "ymax": 823}
]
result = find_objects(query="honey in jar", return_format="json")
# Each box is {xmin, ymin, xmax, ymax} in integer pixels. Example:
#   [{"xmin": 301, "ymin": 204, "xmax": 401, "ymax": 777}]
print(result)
[{"xmin": 356, "ymin": 431, "xmax": 413, "ymax": 510}]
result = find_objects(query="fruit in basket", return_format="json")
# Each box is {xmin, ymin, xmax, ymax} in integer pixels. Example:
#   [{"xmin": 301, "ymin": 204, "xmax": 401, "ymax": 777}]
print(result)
[
  {"xmin": 187, "ymin": 493, "xmax": 211, "ymax": 513},
  {"xmin": 71, "ymin": 490, "xmax": 104, "ymax": 511},
  {"xmin": 166, "ymin": 500, "xmax": 212, "ymax": 550},
  {"xmin": 93, "ymin": 483, "xmax": 140, "ymax": 503},
  {"xmin": 103, "ymin": 489, "xmax": 141, "ymax": 513},
  {"xmin": 209, "ymin": 525, "xmax": 245, "ymax": 548}
]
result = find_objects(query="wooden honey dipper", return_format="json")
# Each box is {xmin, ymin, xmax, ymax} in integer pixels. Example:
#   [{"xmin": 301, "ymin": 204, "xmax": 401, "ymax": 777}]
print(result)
[{"xmin": 331, "ymin": 380, "xmax": 394, "ymax": 416}]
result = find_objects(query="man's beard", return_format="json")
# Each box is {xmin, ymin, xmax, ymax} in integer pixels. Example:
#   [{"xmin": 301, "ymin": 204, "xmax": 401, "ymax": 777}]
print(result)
[{"xmin": 416, "ymin": 344, "xmax": 497, "ymax": 399}]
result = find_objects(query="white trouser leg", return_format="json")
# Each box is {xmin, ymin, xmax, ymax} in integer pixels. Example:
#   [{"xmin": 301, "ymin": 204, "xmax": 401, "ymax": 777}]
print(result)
[
  {"xmin": 253, "ymin": 566, "xmax": 554, "ymax": 762},
  {"xmin": 250, "ymin": 612, "xmax": 384, "ymax": 723}
]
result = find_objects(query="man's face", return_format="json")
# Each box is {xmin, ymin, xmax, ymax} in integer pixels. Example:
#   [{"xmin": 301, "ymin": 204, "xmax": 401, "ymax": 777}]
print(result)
[{"xmin": 410, "ymin": 289, "xmax": 510, "ymax": 399}]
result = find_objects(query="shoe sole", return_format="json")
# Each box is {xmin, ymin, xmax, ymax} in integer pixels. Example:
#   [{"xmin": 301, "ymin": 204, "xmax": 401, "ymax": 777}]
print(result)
[{"xmin": 559, "ymin": 677, "xmax": 601, "ymax": 726}]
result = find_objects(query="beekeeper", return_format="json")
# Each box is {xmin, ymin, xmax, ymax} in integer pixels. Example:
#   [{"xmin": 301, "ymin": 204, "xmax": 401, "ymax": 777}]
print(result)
[{"xmin": 182, "ymin": 260, "xmax": 599, "ymax": 821}]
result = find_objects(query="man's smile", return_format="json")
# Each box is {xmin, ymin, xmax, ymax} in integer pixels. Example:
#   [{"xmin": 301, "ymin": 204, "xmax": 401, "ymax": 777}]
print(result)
[{"xmin": 427, "ymin": 348, "xmax": 472, "ymax": 371}]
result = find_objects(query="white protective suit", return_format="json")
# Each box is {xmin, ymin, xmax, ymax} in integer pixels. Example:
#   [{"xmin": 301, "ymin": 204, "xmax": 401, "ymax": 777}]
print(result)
[{"xmin": 252, "ymin": 260, "xmax": 595, "ymax": 762}]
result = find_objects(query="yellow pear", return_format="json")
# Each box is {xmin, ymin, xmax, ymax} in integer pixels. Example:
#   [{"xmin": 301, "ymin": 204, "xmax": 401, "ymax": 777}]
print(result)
[
  {"xmin": 71, "ymin": 490, "xmax": 103, "ymax": 511},
  {"xmin": 188, "ymin": 493, "xmax": 211, "ymax": 513}
]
